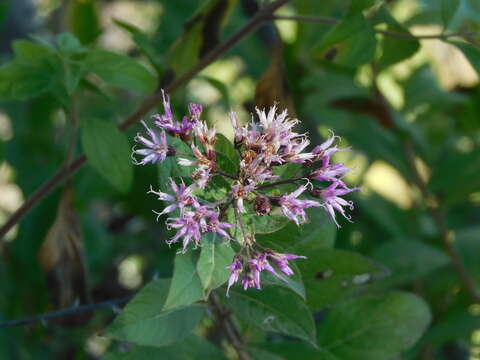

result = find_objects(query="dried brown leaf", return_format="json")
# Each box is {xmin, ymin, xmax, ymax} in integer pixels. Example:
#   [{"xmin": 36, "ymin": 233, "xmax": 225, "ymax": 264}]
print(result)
[{"xmin": 37, "ymin": 186, "xmax": 90, "ymax": 326}]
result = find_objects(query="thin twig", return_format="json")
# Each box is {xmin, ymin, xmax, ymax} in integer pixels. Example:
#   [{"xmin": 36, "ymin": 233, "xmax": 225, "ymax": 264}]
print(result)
[
  {"xmin": 0, "ymin": 156, "xmax": 86, "ymax": 240},
  {"xmin": 118, "ymin": 0, "xmax": 290, "ymax": 131},
  {"xmin": 216, "ymin": 170, "xmax": 238, "ymax": 180},
  {"xmin": 403, "ymin": 140, "xmax": 480, "ymax": 303},
  {"xmin": 256, "ymin": 176, "xmax": 304, "ymax": 190},
  {"xmin": 208, "ymin": 293, "xmax": 251, "ymax": 360},
  {"xmin": 0, "ymin": 0, "xmax": 290, "ymax": 241},
  {"xmin": 64, "ymin": 96, "xmax": 78, "ymax": 170},
  {"xmin": 0, "ymin": 296, "xmax": 133, "ymax": 328},
  {"xmin": 272, "ymin": 15, "xmax": 480, "ymax": 41}
]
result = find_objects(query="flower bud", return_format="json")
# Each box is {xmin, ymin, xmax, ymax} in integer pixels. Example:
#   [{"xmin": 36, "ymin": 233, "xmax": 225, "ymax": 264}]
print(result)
[
  {"xmin": 167, "ymin": 145, "xmax": 176, "ymax": 157},
  {"xmin": 254, "ymin": 195, "xmax": 272, "ymax": 215},
  {"xmin": 308, "ymin": 187, "xmax": 323, "ymax": 198}
]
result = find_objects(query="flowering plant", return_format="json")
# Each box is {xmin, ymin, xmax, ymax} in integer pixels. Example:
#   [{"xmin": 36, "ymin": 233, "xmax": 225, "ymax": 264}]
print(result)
[{"xmin": 133, "ymin": 91, "xmax": 360, "ymax": 294}]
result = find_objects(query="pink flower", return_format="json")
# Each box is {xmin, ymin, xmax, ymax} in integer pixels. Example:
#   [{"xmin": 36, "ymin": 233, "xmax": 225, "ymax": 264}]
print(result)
[
  {"xmin": 312, "ymin": 132, "xmax": 346, "ymax": 162},
  {"xmin": 226, "ymin": 257, "xmax": 243, "ymax": 296},
  {"xmin": 280, "ymin": 137, "xmax": 315, "ymax": 164},
  {"xmin": 230, "ymin": 112, "xmax": 246, "ymax": 146},
  {"xmin": 132, "ymin": 121, "xmax": 169, "ymax": 165},
  {"xmin": 207, "ymin": 212, "xmax": 233, "ymax": 239},
  {"xmin": 267, "ymin": 251, "xmax": 306, "ymax": 276},
  {"xmin": 278, "ymin": 185, "xmax": 321, "ymax": 225},
  {"xmin": 320, "ymin": 182, "xmax": 360, "ymax": 228},
  {"xmin": 226, "ymin": 251, "xmax": 306, "ymax": 294},
  {"xmin": 153, "ymin": 90, "xmax": 198, "ymax": 138},
  {"xmin": 256, "ymin": 106, "xmax": 298, "ymax": 144},
  {"xmin": 166, "ymin": 211, "xmax": 203, "ymax": 252},
  {"xmin": 232, "ymin": 181, "xmax": 255, "ymax": 213},
  {"xmin": 310, "ymin": 157, "xmax": 350, "ymax": 184},
  {"xmin": 242, "ymin": 273, "xmax": 257, "ymax": 291},
  {"xmin": 188, "ymin": 103, "xmax": 203, "ymax": 121},
  {"xmin": 149, "ymin": 179, "xmax": 198, "ymax": 217},
  {"xmin": 193, "ymin": 121, "xmax": 216, "ymax": 155}
]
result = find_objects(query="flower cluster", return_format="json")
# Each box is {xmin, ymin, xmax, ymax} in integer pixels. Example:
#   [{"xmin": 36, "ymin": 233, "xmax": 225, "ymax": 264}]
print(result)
[
  {"xmin": 132, "ymin": 91, "xmax": 360, "ymax": 293},
  {"xmin": 148, "ymin": 179, "xmax": 232, "ymax": 252},
  {"xmin": 226, "ymin": 250, "xmax": 306, "ymax": 296}
]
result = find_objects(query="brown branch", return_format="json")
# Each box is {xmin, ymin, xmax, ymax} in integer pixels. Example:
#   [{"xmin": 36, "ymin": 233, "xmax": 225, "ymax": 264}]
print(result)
[
  {"xmin": 208, "ymin": 293, "xmax": 251, "ymax": 360},
  {"xmin": 0, "ymin": 156, "xmax": 86, "ymax": 239},
  {"xmin": 0, "ymin": 295, "xmax": 133, "ymax": 328},
  {"xmin": 272, "ymin": 15, "xmax": 480, "ymax": 41},
  {"xmin": 118, "ymin": 0, "xmax": 290, "ymax": 131},
  {"xmin": 403, "ymin": 140, "xmax": 480, "ymax": 303},
  {"xmin": 65, "ymin": 96, "xmax": 78, "ymax": 168},
  {"xmin": 0, "ymin": 0, "xmax": 290, "ymax": 241}
]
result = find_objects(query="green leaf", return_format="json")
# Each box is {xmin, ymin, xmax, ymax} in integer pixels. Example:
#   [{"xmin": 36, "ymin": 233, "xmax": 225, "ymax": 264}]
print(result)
[
  {"xmin": 200, "ymin": 76, "xmax": 232, "ymax": 109},
  {"xmin": 312, "ymin": 14, "xmax": 377, "ymax": 67},
  {"xmin": 371, "ymin": 239, "xmax": 449, "ymax": 286},
  {"xmin": 257, "ymin": 208, "xmax": 336, "ymax": 253},
  {"xmin": 426, "ymin": 310, "xmax": 480, "ymax": 344},
  {"xmin": 318, "ymin": 292, "xmax": 431, "ymax": 360},
  {"xmin": 0, "ymin": 41, "xmax": 62, "ymax": 100},
  {"xmin": 430, "ymin": 147, "xmax": 480, "ymax": 204},
  {"xmin": 114, "ymin": 19, "xmax": 163, "ymax": 72},
  {"xmin": 85, "ymin": 49, "xmax": 157, "ymax": 93},
  {"xmin": 215, "ymin": 151, "xmax": 238, "ymax": 177},
  {"xmin": 107, "ymin": 279, "xmax": 205, "ymax": 347},
  {"xmin": 298, "ymin": 249, "xmax": 388, "ymax": 310},
  {"xmin": 247, "ymin": 347, "xmax": 286, "ymax": 360},
  {"xmin": 455, "ymin": 226, "xmax": 480, "ymax": 280},
  {"xmin": 0, "ymin": 62, "xmax": 54, "ymax": 100},
  {"xmin": 227, "ymin": 286, "xmax": 316, "ymax": 346},
  {"xmin": 348, "ymin": 0, "xmax": 375, "ymax": 14},
  {"xmin": 12, "ymin": 40, "xmax": 57, "ymax": 64},
  {"xmin": 440, "ymin": 0, "xmax": 460, "ymax": 28},
  {"xmin": 164, "ymin": 0, "xmax": 237, "ymax": 80},
  {"xmin": 250, "ymin": 212, "xmax": 290, "ymax": 235},
  {"xmin": 215, "ymin": 133, "xmax": 239, "ymax": 168},
  {"xmin": 81, "ymin": 118, "xmax": 133, "ymax": 193},
  {"xmin": 261, "ymin": 260, "xmax": 306, "ymax": 300},
  {"xmin": 104, "ymin": 335, "xmax": 227, "ymax": 360},
  {"xmin": 56, "ymin": 33, "xmax": 85, "ymax": 55},
  {"xmin": 375, "ymin": 5, "xmax": 420, "ymax": 69},
  {"xmin": 55, "ymin": 33, "xmax": 88, "ymax": 94},
  {"xmin": 356, "ymin": 193, "xmax": 410, "ymax": 237},
  {"xmin": 453, "ymin": 42, "xmax": 480, "ymax": 76},
  {"xmin": 259, "ymin": 343, "xmax": 338, "ymax": 360},
  {"xmin": 158, "ymin": 135, "xmax": 192, "ymax": 192},
  {"xmin": 196, "ymin": 233, "xmax": 235, "ymax": 296},
  {"xmin": 164, "ymin": 252, "xmax": 203, "ymax": 310},
  {"xmin": 68, "ymin": 0, "xmax": 102, "ymax": 44}
]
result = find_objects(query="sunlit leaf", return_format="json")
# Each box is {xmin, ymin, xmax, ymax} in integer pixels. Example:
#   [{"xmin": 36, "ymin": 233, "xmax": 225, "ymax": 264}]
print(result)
[{"xmin": 312, "ymin": 14, "xmax": 377, "ymax": 67}]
